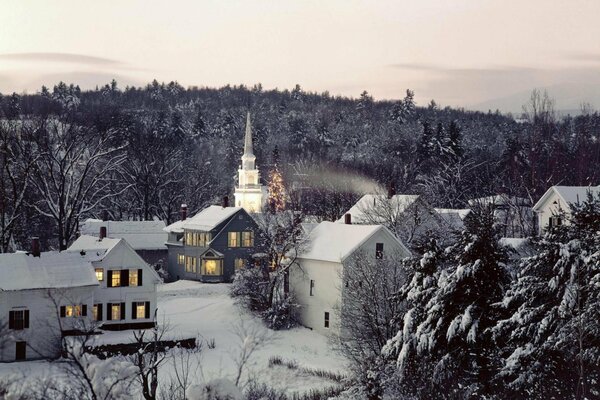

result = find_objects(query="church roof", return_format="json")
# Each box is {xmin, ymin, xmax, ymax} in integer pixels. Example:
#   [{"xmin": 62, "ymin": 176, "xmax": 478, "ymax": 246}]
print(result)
[{"xmin": 243, "ymin": 112, "xmax": 254, "ymax": 157}]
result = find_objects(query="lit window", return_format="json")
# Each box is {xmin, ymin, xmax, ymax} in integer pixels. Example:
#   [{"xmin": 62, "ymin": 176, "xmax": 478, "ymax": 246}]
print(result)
[
  {"xmin": 177, "ymin": 254, "xmax": 185, "ymax": 265},
  {"xmin": 234, "ymin": 258, "xmax": 245, "ymax": 271},
  {"xmin": 129, "ymin": 270, "xmax": 138, "ymax": 286},
  {"xmin": 202, "ymin": 259, "xmax": 222, "ymax": 275},
  {"xmin": 242, "ymin": 231, "xmax": 254, "ymax": 247},
  {"xmin": 376, "ymin": 243, "xmax": 384, "ymax": 259},
  {"xmin": 136, "ymin": 302, "xmax": 146, "ymax": 319},
  {"xmin": 111, "ymin": 304, "xmax": 121, "ymax": 320},
  {"xmin": 324, "ymin": 312, "xmax": 330, "ymax": 328},
  {"xmin": 228, "ymin": 232, "xmax": 240, "ymax": 247},
  {"xmin": 185, "ymin": 232, "xmax": 193, "ymax": 246},
  {"xmin": 66, "ymin": 305, "xmax": 82, "ymax": 317},
  {"xmin": 111, "ymin": 271, "xmax": 121, "ymax": 287},
  {"xmin": 95, "ymin": 268, "xmax": 104, "ymax": 281},
  {"xmin": 185, "ymin": 256, "xmax": 197, "ymax": 273},
  {"xmin": 92, "ymin": 304, "xmax": 100, "ymax": 321}
]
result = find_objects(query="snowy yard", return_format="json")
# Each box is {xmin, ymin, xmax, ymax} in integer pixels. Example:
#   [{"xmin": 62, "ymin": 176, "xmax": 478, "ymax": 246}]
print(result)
[{"xmin": 0, "ymin": 281, "xmax": 347, "ymax": 397}]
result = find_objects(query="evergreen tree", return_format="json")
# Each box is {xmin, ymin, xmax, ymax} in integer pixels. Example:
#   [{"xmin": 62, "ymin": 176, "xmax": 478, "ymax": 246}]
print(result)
[
  {"xmin": 492, "ymin": 192, "xmax": 600, "ymax": 399},
  {"xmin": 446, "ymin": 120, "xmax": 463, "ymax": 160}
]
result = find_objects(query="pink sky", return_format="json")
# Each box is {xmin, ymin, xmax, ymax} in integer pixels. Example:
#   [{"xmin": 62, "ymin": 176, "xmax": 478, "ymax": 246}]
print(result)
[{"xmin": 1, "ymin": 0, "xmax": 599, "ymax": 111}]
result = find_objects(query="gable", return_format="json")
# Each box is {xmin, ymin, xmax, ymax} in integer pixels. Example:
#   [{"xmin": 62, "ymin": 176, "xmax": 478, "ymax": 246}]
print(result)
[{"xmin": 90, "ymin": 240, "xmax": 160, "ymax": 281}]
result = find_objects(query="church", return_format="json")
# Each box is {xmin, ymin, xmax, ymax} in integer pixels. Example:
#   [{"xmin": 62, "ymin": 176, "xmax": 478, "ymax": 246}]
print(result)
[{"xmin": 234, "ymin": 113, "xmax": 268, "ymax": 213}]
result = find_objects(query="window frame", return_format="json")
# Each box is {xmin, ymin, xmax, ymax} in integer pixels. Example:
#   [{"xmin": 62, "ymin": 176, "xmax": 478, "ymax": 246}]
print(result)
[
  {"xmin": 324, "ymin": 311, "xmax": 330, "ymax": 328},
  {"xmin": 375, "ymin": 242, "xmax": 384, "ymax": 260},
  {"xmin": 129, "ymin": 269, "xmax": 139, "ymax": 286},
  {"xmin": 242, "ymin": 231, "xmax": 254, "ymax": 247},
  {"xmin": 228, "ymin": 231, "xmax": 240, "ymax": 247},
  {"xmin": 310, "ymin": 279, "xmax": 315, "ymax": 296},
  {"xmin": 111, "ymin": 270, "xmax": 121, "ymax": 287}
]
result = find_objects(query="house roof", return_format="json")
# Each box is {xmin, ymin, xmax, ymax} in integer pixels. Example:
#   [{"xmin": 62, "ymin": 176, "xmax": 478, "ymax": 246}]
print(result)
[
  {"xmin": 532, "ymin": 186, "xmax": 600, "ymax": 212},
  {"xmin": 468, "ymin": 194, "xmax": 530, "ymax": 207},
  {"xmin": 164, "ymin": 206, "xmax": 243, "ymax": 233},
  {"xmin": 80, "ymin": 219, "xmax": 167, "ymax": 250},
  {"xmin": 0, "ymin": 251, "xmax": 98, "ymax": 291},
  {"xmin": 336, "ymin": 194, "xmax": 420, "ymax": 224},
  {"xmin": 68, "ymin": 235, "xmax": 122, "ymax": 254},
  {"xmin": 434, "ymin": 208, "xmax": 471, "ymax": 230},
  {"xmin": 299, "ymin": 221, "xmax": 407, "ymax": 263}
]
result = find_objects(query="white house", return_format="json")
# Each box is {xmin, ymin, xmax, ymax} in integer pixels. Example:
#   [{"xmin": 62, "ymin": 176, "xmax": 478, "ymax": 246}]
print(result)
[
  {"xmin": 289, "ymin": 221, "xmax": 411, "ymax": 336},
  {"xmin": 0, "ymin": 249, "xmax": 98, "ymax": 361},
  {"xmin": 468, "ymin": 194, "xmax": 533, "ymax": 238},
  {"xmin": 67, "ymin": 234, "xmax": 160, "ymax": 330},
  {"xmin": 532, "ymin": 185, "xmax": 600, "ymax": 235},
  {"xmin": 79, "ymin": 219, "xmax": 168, "ymax": 266},
  {"xmin": 336, "ymin": 194, "xmax": 445, "ymax": 244}
]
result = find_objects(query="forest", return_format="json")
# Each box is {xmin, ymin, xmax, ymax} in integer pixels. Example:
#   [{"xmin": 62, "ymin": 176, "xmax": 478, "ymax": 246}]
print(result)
[{"xmin": 0, "ymin": 79, "xmax": 599, "ymax": 251}]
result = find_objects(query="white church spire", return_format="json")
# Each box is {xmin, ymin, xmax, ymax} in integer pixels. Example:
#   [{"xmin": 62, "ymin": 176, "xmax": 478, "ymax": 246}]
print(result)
[
  {"xmin": 243, "ymin": 112, "xmax": 254, "ymax": 156},
  {"xmin": 234, "ymin": 112, "xmax": 266, "ymax": 213}
]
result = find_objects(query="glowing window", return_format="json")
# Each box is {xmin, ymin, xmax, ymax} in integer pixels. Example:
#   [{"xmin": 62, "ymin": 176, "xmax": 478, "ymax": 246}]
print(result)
[
  {"xmin": 136, "ymin": 302, "xmax": 146, "ymax": 319},
  {"xmin": 202, "ymin": 259, "xmax": 222, "ymax": 275},
  {"xmin": 95, "ymin": 268, "xmax": 104, "ymax": 281},
  {"xmin": 129, "ymin": 270, "xmax": 138, "ymax": 286},
  {"xmin": 111, "ymin": 271, "xmax": 121, "ymax": 287},
  {"xmin": 228, "ymin": 232, "xmax": 239, "ymax": 247},
  {"xmin": 177, "ymin": 254, "xmax": 185, "ymax": 265},
  {"xmin": 242, "ymin": 231, "xmax": 254, "ymax": 247},
  {"xmin": 185, "ymin": 256, "xmax": 197, "ymax": 273},
  {"xmin": 66, "ymin": 305, "xmax": 82, "ymax": 317},
  {"xmin": 111, "ymin": 304, "xmax": 121, "ymax": 320},
  {"xmin": 234, "ymin": 258, "xmax": 245, "ymax": 271}
]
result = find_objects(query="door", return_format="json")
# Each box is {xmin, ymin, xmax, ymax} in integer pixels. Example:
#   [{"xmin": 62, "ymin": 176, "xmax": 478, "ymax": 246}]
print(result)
[{"xmin": 15, "ymin": 341, "xmax": 26, "ymax": 361}]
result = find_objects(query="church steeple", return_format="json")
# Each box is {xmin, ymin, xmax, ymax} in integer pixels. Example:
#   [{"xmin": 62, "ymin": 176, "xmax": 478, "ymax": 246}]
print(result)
[
  {"xmin": 243, "ymin": 112, "xmax": 254, "ymax": 156},
  {"xmin": 241, "ymin": 112, "xmax": 256, "ymax": 171},
  {"xmin": 235, "ymin": 112, "xmax": 266, "ymax": 213}
]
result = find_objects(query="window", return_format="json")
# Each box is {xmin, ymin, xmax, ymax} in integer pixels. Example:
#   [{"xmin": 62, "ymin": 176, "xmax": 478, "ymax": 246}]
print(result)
[
  {"xmin": 111, "ymin": 270, "xmax": 121, "ymax": 287},
  {"xmin": 228, "ymin": 232, "xmax": 240, "ymax": 247},
  {"xmin": 95, "ymin": 268, "xmax": 104, "ymax": 281},
  {"xmin": 202, "ymin": 259, "xmax": 222, "ymax": 275},
  {"xmin": 185, "ymin": 256, "xmax": 197, "ymax": 273},
  {"xmin": 310, "ymin": 280, "xmax": 315, "ymax": 296},
  {"xmin": 324, "ymin": 312, "xmax": 330, "ymax": 328},
  {"xmin": 242, "ymin": 231, "xmax": 254, "ymax": 247},
  {"xmin": 111, "ymin": 303, "xmax": 121, "ymax": 321},
  {"xmin": 60, "ymin": 304, "xmax": 87, "ymax": 318},
  {"xmin": 549, "ymin": 216, "xmax": 562, "ymax": 227},
  {"xmin": 135, "ymin": 302, "xmax": 146, "ymax": 319},
  {"xmin": 15, "ymin": 341, "xmax": 26, "ymax": 361},
  {"xmin": 234, "ymin": 258, "xmax": 245, "ymax": 272},
  {"xmin": 93, "ymin": 304, "xmax": 102, "ymax": 321},
  {"xmin": 375, "ymin": 243, "xmax": 384, "ymax": 259},
  {"xmin": 129, "ymin": 270, "xmax": 138, "ymax": 286},
  {"xmin": 185, "ymin": 232, "xmax": 193, "ymax": 246},
  {"xmin": 9, "ymin": 310, "xmax": 29, "ymax": 330},
  {"xmin": 177, "ymin": 254, "xmax": 185, "ymax": 265}
]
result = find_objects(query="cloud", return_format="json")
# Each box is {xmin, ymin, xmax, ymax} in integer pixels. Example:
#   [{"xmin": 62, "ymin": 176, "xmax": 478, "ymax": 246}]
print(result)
[
  {"xmin": 0, "ymin": 52, "xmax": 121, "ymax": 66},
  {"xmin": 564, "ymin": 52, "xmax": 600, "ymax": 63}
]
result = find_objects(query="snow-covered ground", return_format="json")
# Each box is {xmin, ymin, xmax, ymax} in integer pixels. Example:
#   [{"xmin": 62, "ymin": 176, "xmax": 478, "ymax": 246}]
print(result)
[{"xmin": 0, "ymin": 281, "xmax": 347, "ymax": 397}]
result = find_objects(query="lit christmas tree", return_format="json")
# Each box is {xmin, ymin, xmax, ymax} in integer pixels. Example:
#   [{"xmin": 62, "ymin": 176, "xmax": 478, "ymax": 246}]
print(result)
[{"xmin": 268, "ymin": 147, "xmax": 286, "ymax": 212}]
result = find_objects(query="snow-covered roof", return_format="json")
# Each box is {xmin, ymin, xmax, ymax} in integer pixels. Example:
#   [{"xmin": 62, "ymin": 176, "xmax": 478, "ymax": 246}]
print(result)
[
  {"xmin": 434, "ymin": 208, "xmax": 471, "ymax": 230},
  {"xmin": 80, "ymin": 219, "xmax": 167, "ymax": 250},
  {"xmin": 299, "ymin": 221, "xmax": 390, "ymax": 263},
  {"xmin": 532, "ymin": 185, "xmax": 600, "ymax": 212},
  {"xmin": 0, "ymin": 251, "xmax": 98, "ymax": 291},
  {"xmin": 164, "ymin": 206, "xmax": 243, "ymax": 233},
  {"xmin": 468, "ymin": 194, "xmax": 530, "ymax": 207},
  {"xmin": 336, "ymin": 194, "xmax": 420, "ymax": 224},
  {"xmin": 68, "ymin": 235, "xmax": 122, "ymax": 254}
]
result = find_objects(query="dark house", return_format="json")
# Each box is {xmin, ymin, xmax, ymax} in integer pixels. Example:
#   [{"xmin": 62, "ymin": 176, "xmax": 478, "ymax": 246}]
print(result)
[{"xmin": 164, "ymin": 202, "xmax": 265, "ymax": 282}]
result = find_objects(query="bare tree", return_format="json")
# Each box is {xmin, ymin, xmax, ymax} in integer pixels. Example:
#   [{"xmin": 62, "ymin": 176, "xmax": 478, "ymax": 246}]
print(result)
[
  {"xmin": 0, "ymin": 119, "xmax": 38, "ymax": 252},
  {"xmin": 29, "ymin": 116, "xmax": 128, "ymax": 249},
  {"xmin": 229, "ymin": 319, "xmax": 273, "ymax": 387}
]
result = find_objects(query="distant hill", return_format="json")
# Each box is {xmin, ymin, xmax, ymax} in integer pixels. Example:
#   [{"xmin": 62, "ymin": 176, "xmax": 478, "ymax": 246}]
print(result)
[{"xmin": 470, "ymin": 82, "xmax": 600, "ymax": 116}]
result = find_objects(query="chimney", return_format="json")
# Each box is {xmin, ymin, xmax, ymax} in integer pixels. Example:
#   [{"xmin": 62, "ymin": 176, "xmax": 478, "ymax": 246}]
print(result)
[
  {"xmin": 222, "ymin": 196, "xmax": 229, "ymax": 208},
  {"xmin": 99, "ymin": 226, "xmax": 107, "ymax": 240},
  {"xmin": 180, "ymin": 204, "xmax": 188, "ymax": 221},
  {"xmin": 344, "ymin": 213, "xmax": 352, "ymax": 225},
  {"xmin": 31, "ymin": 237, "xmax": 40, "ymax": 257},
  {"xmin": 387, "ymin": 181, "xmax": 396, "ymax": 199}
]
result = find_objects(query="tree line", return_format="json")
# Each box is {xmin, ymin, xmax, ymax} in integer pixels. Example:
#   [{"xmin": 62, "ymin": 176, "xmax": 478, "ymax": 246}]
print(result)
[{"xmin": 1, "ymin": 81, "xmax": 599, "ymax": 251}]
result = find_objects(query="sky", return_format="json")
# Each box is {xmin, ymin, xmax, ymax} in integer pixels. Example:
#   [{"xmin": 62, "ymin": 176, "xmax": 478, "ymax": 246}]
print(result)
[{"xmin": 1, "ymin": 0, "xmax": 599, "ymax": 112}]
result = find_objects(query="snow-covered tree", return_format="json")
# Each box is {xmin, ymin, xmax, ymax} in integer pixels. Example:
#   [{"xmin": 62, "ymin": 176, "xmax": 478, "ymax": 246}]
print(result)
[
  {"xmin": 492, "ymin": 192, "xmax": 600, "ymax": 399},
  {"xmin": 385, "ymin": 206, "xmax": 510, "ymax": 398}
]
